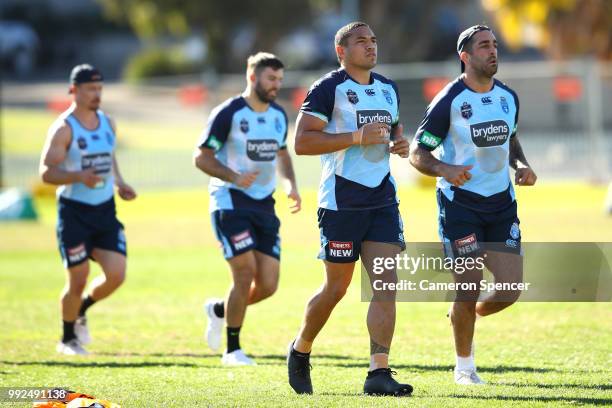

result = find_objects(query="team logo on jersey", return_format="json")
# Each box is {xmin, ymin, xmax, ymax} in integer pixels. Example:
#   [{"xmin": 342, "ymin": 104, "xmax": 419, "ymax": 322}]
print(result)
[
  {"xmin": 500, "ymin": 96, "xmax": 509, "ymax": 114},
  {"xmin": 346, "ymin": 89, "xmax": 359, "ymax": 104},
  {"xmin": 356, "ymin": 110, "xmax": 393, "ymax": 128},
  {"xmin": 469, "ymin": 120, "xmax": 510, "ymax": 147},
  {"xmin": 460, "ymin": 102, "xmax": 473, "ymax": 119},
  {"xmin": 240, "ymin": 118, "xmax": 249, "ymax": 133},
  {"xmin": 510, "ymin": 222, "xmax": 520, "ymax": 240},
  {"xmin": 246, "ymin": 139, "xmax": 279, "ymax": 161},
  {"xmin": 77, "ymin": 137, "xmax": 87, "ymax": 150},
  {"xmin": 481, "ymin": 96, "xmax": 493, "ymax": 105},
  {"xmin": 274, "ymin": 117, "xmax": 282, "ymax": 133},
  {"xmin": 105, "ymin": 132, "xmax": 113, "ymax": 145},
  {"xmin": 382, "ymin": 89, "xmax": 393, "ymax": 105},
  {"xmin": 257, "ymin": 117, "xmax": 266, "ymax": 124},
  {"xmin": 92, "ymin": 134, "xmax": 100, "ymax": 141},
  {"xmin": 365, "ymin": 88, "xmax": 376, "ymax": 96},
  {"xmin": 329, "ymin": 241, "xmax": 353, "ymax": 258}
]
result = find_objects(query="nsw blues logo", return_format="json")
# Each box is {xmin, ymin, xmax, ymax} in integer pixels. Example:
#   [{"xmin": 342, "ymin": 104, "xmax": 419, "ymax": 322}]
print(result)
[
  {"xmin": 346, "ymin": 89, "xmax": 359, "ymax": 104},
  {"xmin": 500, "ymin": 96, "xmax": 509, "ymax": 114},
  {"xmin": 382, "ymin": 89, "xmax": 393, "ymax": 105},
  {"xmin": 77, "ymin": 136, "xmax": 87, "ymax": 150},
  {"xmin": 461, "ymin": 102, "xmax": 473, "ymax": 119},
  {"xmin": 240, "ymin": 118, "xmax": 249, "ymax": 133},
  {"xmin": 274, "ymin": 117, "xmax": 282, "ymax": 133}
]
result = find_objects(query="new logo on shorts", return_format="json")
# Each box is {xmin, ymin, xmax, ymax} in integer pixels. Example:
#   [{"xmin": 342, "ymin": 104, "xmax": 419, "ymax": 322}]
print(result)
[
  {"xmin": 461, "ymin": 102, "xmax": 473, "ymax": 119},
  {"xmin": 382, "ymin": 89, "xmax": 393, "ymax": 105},
  {"xmin": 500, "ymin": 96, "xmax": 509, "ymax": 114},
  {"xmin": 454, "ymin": 233, "xmax": 479, "ymax": 256},
  {"xmin": 470, "ymin": 120, "xmax": 510, "ymax": 147},
  {"xmin": 246, "ymin": 139, "xmax": 279, "ymax": 161},
  {"xmin": 346, "ymin": 89, "xmax": 359, "ymax": 104},
  {"xmin": 356, "ymin": 110, "xmax": 392, "ymax": 129},
  {"xmin": 240, "ymin": 118, "xmax": 249, "ymax": 133},
  {"xmin": 67, "ymin": 243, "xmax": 87, "ymax": 263},
  {"xmin": 231, "ymin": 230, "xmax": 254, "ymax": 251},
  {"xmin": 329, "ymin": 241, "xmax": 353, "ymax": 257}
]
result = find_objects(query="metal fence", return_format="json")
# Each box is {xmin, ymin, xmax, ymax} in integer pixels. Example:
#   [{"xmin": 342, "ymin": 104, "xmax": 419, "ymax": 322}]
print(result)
[{"xmin": 2, "ymin": 59, "xmax": 611, "ymax": 190}]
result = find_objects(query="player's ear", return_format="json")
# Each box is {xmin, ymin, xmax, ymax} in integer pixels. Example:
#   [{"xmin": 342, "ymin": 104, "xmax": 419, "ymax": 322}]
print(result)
[
  {"xmin": 336, "ymin": 44, "xmax": 345, "ymax": 63},
  {"xmin": 460, "ymin": 51, "xmax": 470, "ymax": 68},
  {"xmin": 248, "ymin": 71, "xmax": 257, "ymax": 84}
]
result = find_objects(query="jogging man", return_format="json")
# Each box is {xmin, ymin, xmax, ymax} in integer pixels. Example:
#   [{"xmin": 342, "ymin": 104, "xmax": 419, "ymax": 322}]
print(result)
[
  {"xmin": 195, "ymin": 52, "xmax": 300, "ymax": 366},
  {"xmin": 40, "ymin": 64, "xmax": 137, "ymax": 355},
  {"xmin": 409, "ymin": 25, "xmax": 537, "ymax": 384},
  {"xmin": 286, "ymin": 22, "xmax": 413, "ymax": 396}
]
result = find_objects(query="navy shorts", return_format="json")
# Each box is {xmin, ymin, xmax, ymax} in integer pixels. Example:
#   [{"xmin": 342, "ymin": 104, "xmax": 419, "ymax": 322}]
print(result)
[
  {"xmin": 317, "ymin": 204, "xmax": 405, "ymax": 263},
  {"xmin": 211, "ymin": 209, "xmax": 281, "ymax": 260},
  {"xmin": 57, "ymin": 196, "xmax": 127, "ymax": 268},
  {"xmin": 437, "ymin": 190, "xmax": 521, "ymax": 258}
]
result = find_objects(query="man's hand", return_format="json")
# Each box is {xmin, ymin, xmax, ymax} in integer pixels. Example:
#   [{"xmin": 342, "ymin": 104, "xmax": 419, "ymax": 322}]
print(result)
[
  {"xmin": 359, "ymin": 122, "xmax": 391, "ymax": 145},
  {"xmin": 439, "ymin": 163, "xmax": 473, "ymax": 187},
  {"xmin": 287, "ymin": 188, "xmax": 302, "ymax": 214},
  {"xmin": 515, "ymin": 167, "xmax": 537, "ymax": 186},
  {"xmin": 389, "ymin": 124, "xmax": 409, "ymax": 158},
  {"xmin": 117, "ymin": 181, "xmax": 137, "ymax": 200},
  {"xmin": 234, "ymin": 171, "xmax": 260, "ymax": 188},
  {"xmin": 78, "ymin": 168, "xmax": 103, "ymax": 188}
]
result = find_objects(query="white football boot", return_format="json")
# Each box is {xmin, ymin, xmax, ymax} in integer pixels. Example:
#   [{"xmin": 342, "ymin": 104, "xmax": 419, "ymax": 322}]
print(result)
[
  {"xmin": 56, "ymin": 339, "xmax": 89, "ymax": 356},
  {"xmin": 204, "ymin": 298, "xmax": 224, "ymax": 352},
  {"xmin": 74, "ymin": 316, "xmax": 91, "ymax": 345},
  {"xmin": 221, "ymin": 349, "xmax": 257, "ymax": 366}
]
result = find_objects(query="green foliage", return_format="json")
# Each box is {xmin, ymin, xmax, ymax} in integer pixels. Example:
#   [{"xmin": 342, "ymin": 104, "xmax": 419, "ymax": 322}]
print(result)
[{"xmin": 123, "ymin": 47, "xmax": 201, "ymax": 82}]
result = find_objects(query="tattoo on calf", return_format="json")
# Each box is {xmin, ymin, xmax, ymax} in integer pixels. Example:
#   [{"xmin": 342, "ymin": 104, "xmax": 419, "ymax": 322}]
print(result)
[{"xmin": 370, "ymin": 339, "xmax": 390, "ymax": 355}]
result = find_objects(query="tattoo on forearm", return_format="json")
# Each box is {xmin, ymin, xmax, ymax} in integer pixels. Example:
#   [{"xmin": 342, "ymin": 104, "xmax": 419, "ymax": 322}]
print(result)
[
  {"xmin": 509, "ymin": 136, "xmax": 529, "ymax": 170},
  {"xmin": 370, "ymin": 339, "xmax": 390, "ymax": 355}
]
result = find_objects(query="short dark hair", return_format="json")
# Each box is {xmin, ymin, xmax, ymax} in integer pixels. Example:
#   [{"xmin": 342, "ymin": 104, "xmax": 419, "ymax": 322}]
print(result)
[
  {"xmin": 334, "ymin": 21, "xmax": 370, "ymax": 47},
  {"xmin": 247, "ymin": 52, "xmax": 284, "ymax": 76}
]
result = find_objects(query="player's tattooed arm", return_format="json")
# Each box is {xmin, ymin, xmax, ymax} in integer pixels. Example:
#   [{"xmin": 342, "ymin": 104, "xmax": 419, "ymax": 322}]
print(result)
[
  {"xmin": 194, "ymin": 147, "xmax": 258, "ymax": 188},
  {"xmin": 509, "ymin": 136, "xmax": 537, "ymax": 186},
  {"xmin": 409, "ymin": 143, "xmax": 473, "ymax": 187},
  {"xmin": 370, "ymin": 339, "xmax": 390, "ymax": 355}
]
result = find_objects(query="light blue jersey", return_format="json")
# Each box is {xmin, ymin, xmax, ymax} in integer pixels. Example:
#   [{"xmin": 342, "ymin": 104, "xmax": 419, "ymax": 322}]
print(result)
[
  {"xmin": 415, "ymin": 77, "xmax": 519, "ymax": 212},
  {"xmin": 55, "ymin": 107, "xmax": 116, "ymax": 205},
  {"xmin": 198, "ymin": 96, "xmax": 288, "ymax": 214},
  {"xmin": 300, "ymin": 68, "xmax": 400, "ymax": 210}
]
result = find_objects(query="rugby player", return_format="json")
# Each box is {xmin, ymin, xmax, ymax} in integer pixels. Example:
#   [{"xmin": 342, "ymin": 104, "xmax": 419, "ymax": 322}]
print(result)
[
  {"xmin": 40, "ymin": 64, "xmax": 137, "ymax": 355},
  {"xmin": 409, "ymin": 25, "xmax": 537, "ymax": 384},
  {"xmin": 286, "ymin": 22, "xmax": 413, "ymax": 396},
  {"xmin": 195, "ymin": 53, "xmax": 301, "ymax": 366}
]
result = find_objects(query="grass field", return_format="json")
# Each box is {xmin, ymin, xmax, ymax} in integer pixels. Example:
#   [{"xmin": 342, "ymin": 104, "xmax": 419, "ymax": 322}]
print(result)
[{"xmin": 1, "ymin": 107, "xmax": 611, "ymax": 406}]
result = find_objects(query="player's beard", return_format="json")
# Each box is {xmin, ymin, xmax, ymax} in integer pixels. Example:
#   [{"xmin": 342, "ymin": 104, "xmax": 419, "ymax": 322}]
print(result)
[{"xmin": 255, "ymin": 82, "xmax": 277, "ymax": 104}]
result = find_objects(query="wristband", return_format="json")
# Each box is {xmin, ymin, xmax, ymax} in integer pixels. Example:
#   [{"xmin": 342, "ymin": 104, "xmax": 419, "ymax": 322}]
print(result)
[{"xmin": 352, "ymin": 127, "xmax": 364, "ymax": 145}]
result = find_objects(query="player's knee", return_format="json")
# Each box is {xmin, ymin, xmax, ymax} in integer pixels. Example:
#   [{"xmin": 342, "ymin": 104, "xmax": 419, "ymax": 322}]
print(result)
[
  {"xmin": 233, "ymin": 267, "xmax": 256, "ymax": 292},
  {"xmin": 260, "ymin": 279, "xmax": 278, "ymax": 299},
  {"xmin": 324, "ymin": 283, "xmax": 349, "ymax": 303},
  {"xmin": 107, "ymin": 270, "xmax": 126, "ymax": 288},
  {"xmin": 68, "ymin": 278, "xmax": 88, "ymax": 296}
]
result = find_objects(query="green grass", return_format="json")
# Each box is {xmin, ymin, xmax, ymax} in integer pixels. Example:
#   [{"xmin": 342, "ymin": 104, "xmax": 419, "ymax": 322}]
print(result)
[{"xmin": 1, "ymin": 185, "xmax": 611, "ymax": 407}]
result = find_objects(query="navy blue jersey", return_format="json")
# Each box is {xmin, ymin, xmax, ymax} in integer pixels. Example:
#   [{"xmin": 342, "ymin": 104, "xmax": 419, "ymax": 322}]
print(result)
[
  {"xmin": 415, "ymin": 77, "xmax": 519, "ymax": 212},
  {"xmin": 300, "ymin": 68, "xmax": 400, "ymax": 210},
  {"xmin": 198, "ymin": 96, "xmax": 288, "ymax": 213}
]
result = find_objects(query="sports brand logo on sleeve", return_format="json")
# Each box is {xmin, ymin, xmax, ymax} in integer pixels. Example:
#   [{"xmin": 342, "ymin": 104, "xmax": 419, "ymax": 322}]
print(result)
[
  {"xmin": 329, "ymin": 241, "xmax": 353, "ymax": 257},
  {"xmin": 231, "ymin": 230, "xmax": 254, "ymax": 251},
  {"xmin": 246, "ymin": 140, "xmax": 279, "ymax": 161}
]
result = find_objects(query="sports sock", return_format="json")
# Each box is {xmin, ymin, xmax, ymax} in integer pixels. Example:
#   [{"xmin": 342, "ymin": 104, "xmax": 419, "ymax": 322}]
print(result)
[
  {"xmin": 78, "ymin": 295, "xmax": 96, "ymax": 317},
  {"xmin": 456, "ymin": 355, "xmax": 475, "ymax": 371},
  {"xmin": 226, "ymin": 326, "xmax": 241, "ymax": 353},
  {"xmin": 213, "ymin": 301, "xmax": 225, "ymax": 318},
  {"xmin": 62, "ymin": 320, "xmax": 76, "ymax": 343}
]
